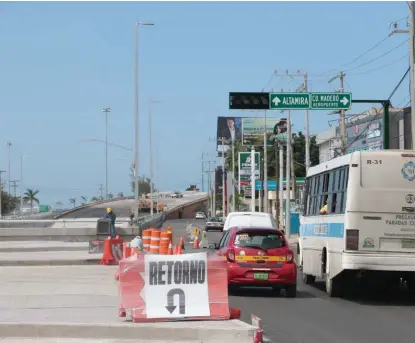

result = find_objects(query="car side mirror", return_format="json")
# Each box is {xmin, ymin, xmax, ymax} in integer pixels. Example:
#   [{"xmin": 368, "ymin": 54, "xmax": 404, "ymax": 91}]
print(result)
[{"xmin": 281, "ymin": 229, "xmax": 285, "ymax": 235}]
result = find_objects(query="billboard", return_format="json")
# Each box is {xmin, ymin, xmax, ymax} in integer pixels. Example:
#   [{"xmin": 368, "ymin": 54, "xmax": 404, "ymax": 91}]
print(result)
[
  {"xmin": 242, "ymin": 117, "xmax": 288, "ymax": 146},
  {"xmin": 216, "ymin": 117, "xmax": 242, "ymax": 156},
  {"xmin": 336, "ymin": 115, "xmax": 384, "ymax": 154},
  {"xmin": 238, "ymin": 152, "xmax": 260, "ymax": 190}
]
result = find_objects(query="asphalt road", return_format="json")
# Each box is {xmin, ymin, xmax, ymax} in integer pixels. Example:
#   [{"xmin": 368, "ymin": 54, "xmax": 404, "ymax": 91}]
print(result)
[
  {"xmin": 163, "ymin": 219, "xmax": 415, "ymax": 343},
  {"xmin": 60, "ymin": 192, "xmax": 207, "ymax": 219}
]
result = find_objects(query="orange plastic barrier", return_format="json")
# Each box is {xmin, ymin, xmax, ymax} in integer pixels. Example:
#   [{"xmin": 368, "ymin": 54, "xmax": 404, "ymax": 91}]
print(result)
[
  {"xmin": 142, "ymin": 229, "xmax": 152, "ymax": 251},
  {"xmin": 149, "ymin": 229, "xmax": 161, "ymax": 254},
  {"xmin": 123, "ymin": 243, "xmax": 132, "ymax": 259},
  {"xmin": 100, "ymin": 237, "xmax": 124, "ymax": 265},
  {"xmin": 159, "ymin": 231, "xmax": 170, "ymax": 254},
  {"xmin": 118, "ymin": 252, "xmax": 230, "ymax": 322}
]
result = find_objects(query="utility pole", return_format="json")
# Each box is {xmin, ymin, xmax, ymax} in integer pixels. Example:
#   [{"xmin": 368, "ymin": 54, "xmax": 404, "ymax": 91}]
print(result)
[
  {"xmin": 0, "ymin": 170, "xmax": 5, "ymax": 218},
  {"xmin": 390, "ymin": 8, "xmax": 415, "ymax": 147},
  {"xmin": 201, "ymin": 153, "xmax": 205, "ymax": 192},
  {"xmin": 250, "ymin": 146, "xmax": 256, "ymax": 212},
  {"xmin": 102, "ymin": 108, "xmax": 111, "ymax": 199},
  {"xmin": 285, "ymin": 111, "xmax": 292, "ymax": 236},
  {"xmin": 274, "ymin": 141, "xmax": 279, "ymax": 227},
  {"xmin": 99, "ymin": 184, "xmax": 104, "ymax": 200},
  {"xmin": 9, "ymin": 180, "xmax": 19, "ymax": 198},
  {"xmin": 231, "ymin": 138, "xmax": 236, "ymax": 212},
  {"xmin": 221, "ymin": 137, "xmax": 226, "ymax": 217},
  {"xmin": 275, "ymin": 71, "xmax": 310, "ymax": 173},
  {"xmin": 7, "ymin": 142, "xmax": 11, "ymax": 194},
  {"xmin": 279, "ymin": 146, "xmax": 284, "ymax": 230},
  {"xmin": 329, "ymin": 72, "xmax": 346, "ymax": 155},
  {"xmin": 263, "ymin": 110, "xmax": 268, "ymax": 213},
  {"xmin": 204, "ymin": 159, "xmax": 214, "ymax": 216}
]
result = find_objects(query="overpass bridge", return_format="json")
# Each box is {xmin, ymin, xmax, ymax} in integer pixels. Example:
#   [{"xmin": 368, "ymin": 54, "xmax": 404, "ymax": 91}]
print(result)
[{"xmin": 0, "ymin": 191, "xmax": 208, "ymax": 241}]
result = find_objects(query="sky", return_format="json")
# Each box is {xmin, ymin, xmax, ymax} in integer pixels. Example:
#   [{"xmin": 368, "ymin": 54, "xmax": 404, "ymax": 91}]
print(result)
[{"xmin": 0, "ymin": 1, "xmax": 410, "ymax": 207}]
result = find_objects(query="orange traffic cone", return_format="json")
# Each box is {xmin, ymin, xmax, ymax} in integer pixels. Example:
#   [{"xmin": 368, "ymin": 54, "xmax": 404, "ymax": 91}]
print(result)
[
  {"xmin": 115, "ymin": 269, "xmax": 120, "ymax": 281},
  {"xmin": 193, "ymin": 235, "xmax": 199, "ymax": 249},
  {"xmin": 100, "ymin": 236, "xmax": 115, "ymax": 265},
  {"xmin": 173, "ymin": 244, "xmax": 178, "ymax": 255},
  {"xmin": 177, "ymin": 244, "xmax": 182, "ymax": 255},
  {"xmin": 179, "ymin": 236, "xmax": 185, "ymax": 250},
  {"xmin": 168, "ymin": 241, "xmax": 173, "ymax": 255}
]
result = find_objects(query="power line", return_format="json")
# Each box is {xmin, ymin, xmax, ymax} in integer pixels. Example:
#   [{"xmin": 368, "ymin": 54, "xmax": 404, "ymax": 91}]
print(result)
[
  {"xmin": 317, "ymin": 34, "xmax": 391, "ymax": 76},
  {"xmin": 343, "ymin": 39, "xmax": 408, "ymax": 72},
  {"xmin": 349, "ymin": 54, "xmax": 408, "ymax": 76}
]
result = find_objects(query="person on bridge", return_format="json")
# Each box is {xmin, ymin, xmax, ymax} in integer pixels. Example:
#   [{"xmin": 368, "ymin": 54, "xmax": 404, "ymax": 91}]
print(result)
[{"xmin": 105, "ymin": 207, "xmax": 117, "ymax": 238}]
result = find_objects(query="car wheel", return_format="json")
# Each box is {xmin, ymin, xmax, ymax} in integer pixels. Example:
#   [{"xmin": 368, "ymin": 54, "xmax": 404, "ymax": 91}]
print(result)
[
  {"xmin": 325, "ymin": 275, "xmax": 342, "ymax": 298},
  {"xmin": 285, "ymin": 284, "xmax": 297, "ymax": 298}
]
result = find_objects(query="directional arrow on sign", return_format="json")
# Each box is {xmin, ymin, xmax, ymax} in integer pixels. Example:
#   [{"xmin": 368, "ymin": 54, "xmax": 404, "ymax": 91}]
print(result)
[
  {"xmin": 340, "ymin": 96, "xmax": 349, "ymax": 106},
  {"xmin": 271, "ymin": 96, "xmax": 281, "ymax": 106},
  {"xmin": 165, "ymin": 288, "xmax": 186, "ymax": 314}
]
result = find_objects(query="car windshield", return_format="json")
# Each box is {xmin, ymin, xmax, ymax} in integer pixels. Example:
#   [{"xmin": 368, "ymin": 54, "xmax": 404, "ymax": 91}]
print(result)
[{"xmin": 234, "ymin": 231, "xmax": 284, "ymax": 249}]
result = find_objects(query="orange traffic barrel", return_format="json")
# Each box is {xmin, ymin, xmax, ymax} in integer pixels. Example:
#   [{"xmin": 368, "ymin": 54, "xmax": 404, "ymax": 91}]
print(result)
[
  {"xmin": 166, "ymin": 230, "xmax": 173, "ymax": 246},
  {"xmin": 149, "ymin": 229, "xmax": 161, "ymax": 254},
  {"xmin": 159, "ymin": 231, "xmax": 171, "ymax": 254},
  {"xmin": 142, "ymin": 229, "xmax": 152, "ymax": 251}
]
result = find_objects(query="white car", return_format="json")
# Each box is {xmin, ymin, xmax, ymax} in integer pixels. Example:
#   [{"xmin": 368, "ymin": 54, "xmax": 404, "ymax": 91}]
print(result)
[
  {"xmin": 195, "ymin": 212, "xmax": 206, "ymax": 219},
  {"xmin": 223, "ymin": 212, "xmax": 277, "ymax": 232}
]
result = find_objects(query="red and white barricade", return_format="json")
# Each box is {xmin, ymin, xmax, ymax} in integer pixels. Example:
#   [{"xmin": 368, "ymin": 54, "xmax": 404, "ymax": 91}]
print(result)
[{"xmin": 118, "ymin": 252, "xmax": 231, "ymax": 322}]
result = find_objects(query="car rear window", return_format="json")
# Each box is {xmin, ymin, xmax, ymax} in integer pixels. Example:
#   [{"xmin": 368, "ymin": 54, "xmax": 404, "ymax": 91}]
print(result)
[{"xmin": 234, "ymin": 231, "xmax": 284, "ymax": 249}]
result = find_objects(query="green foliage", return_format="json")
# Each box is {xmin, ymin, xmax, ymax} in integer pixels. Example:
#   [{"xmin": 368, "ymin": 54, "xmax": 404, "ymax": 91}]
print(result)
[
  {"xmin": 69, "ymin": 198, "xmax": 76, "ymax": 207},
  {"xmin": 1, "ymin": 191, "xmax": 17, "ymax": 215},
  {"xmin": 224, "ymin": 132, "xmax": 319, "ymax": 182},
  {"xmin": 23, "ymin": 189, "xmax": 40, "ymax": 212},
  {"xmin": 130, "ymin": 168, "xmax": 156, "ymax": 195}
]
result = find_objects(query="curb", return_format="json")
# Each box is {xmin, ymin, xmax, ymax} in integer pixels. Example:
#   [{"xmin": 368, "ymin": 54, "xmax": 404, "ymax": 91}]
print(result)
[
  {"xmin": 0, "ymin": 321, "xmax": 256, "ymax": 343},
  {"xmin": 0, "ymin": 258, "xmax": 101, "ymax": 267}
]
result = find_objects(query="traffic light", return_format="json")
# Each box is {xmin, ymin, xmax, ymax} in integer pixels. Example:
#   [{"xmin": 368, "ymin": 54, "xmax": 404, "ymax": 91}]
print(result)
[{"xmin": 229, "ymin": 92, "xmax": 270, "ymax": 110}]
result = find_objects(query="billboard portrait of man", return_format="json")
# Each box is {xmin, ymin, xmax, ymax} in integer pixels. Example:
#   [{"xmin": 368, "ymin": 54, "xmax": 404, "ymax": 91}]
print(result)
[
  {"xmin": 270, "ymin": 118, "xmax": 288, "ymax": 145},
  {"xmin": 217, "ymin": 117, "xmax": 242, "ymax": 143}
]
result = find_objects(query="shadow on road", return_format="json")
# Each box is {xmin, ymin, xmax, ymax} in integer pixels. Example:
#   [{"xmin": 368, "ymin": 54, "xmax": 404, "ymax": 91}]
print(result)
[
  {"xmin": 310, "ymin": 280, "xmax": 415, "ymax": 306},
  {"xmin": 230, "ymin": 287, "xmax": 316, "ymax": 299}
]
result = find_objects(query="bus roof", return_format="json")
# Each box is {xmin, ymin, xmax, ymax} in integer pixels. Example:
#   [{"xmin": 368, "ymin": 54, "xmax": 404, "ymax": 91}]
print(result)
[{"xmin": 306, "ymin": 150, "xmax": 415, "ymax": 178}]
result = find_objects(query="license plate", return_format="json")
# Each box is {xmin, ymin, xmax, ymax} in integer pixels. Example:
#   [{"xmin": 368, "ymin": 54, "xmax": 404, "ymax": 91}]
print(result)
[
  {"xmin": 402, "ymin": 239, "xmax": 415, "ymax": 248},
  {"xmin": 253, "ymin": 273, "xmax": 269, "ymax": 280}
]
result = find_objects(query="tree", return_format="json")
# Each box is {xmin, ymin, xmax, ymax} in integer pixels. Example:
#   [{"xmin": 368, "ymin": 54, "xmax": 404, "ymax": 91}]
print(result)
[
  {"xmin": 117, "ymin": 192, "xmax": 124, "ymax": 198},
  {"xmin": 69, "ymin": 198, "xmax": 76, "ymax": 208},
  {"xmin": 1, "ymin": 191, "xmax": 17, "ymax": 215},
  {"xmin": 130, "ymin": 169, "xmax": 155, "ymax": 196},
  {"xmin": 55, "ymin": 201, "xmax": 63, "ymax": 209},
  {"xmin": 23, "ymin": 189, "xmax": 39, "ymax": 213},
  {"xmin": 81, "ymin": 196, "xmax": 88, "ymax": 205},
  {"xmin": 91, "ymin": 196, "xmax": 99, "ymax": 202},
  {"xmin": 108, "ymin": 193, "xmax": 114, "ymax": 200}
]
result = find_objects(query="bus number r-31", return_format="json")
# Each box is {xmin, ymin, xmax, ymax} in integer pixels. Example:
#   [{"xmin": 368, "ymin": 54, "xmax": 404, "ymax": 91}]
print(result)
[{"xmin": 367, "ymin": 159, "xmax": 382, "ymax": 165}]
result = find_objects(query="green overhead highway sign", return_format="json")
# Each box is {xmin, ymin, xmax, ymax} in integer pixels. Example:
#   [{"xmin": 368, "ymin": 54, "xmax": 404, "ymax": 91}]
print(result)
[
  {"xmin": 269, "ymin": 92, "xmax": 353, "ymax": 110},
  {"xmin": 310, "ymin": 92, "xmax": 352, "ymax": 110},
  {"xmin": 269, "ymin": 93, "xmax": 309, "ymax": 110}
]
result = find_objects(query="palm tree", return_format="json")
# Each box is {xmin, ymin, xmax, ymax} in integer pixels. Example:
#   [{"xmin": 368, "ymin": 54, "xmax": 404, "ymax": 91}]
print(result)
[
  {"xmin": 91, "ymin": 196, "xmax": 99, "ymax": 202},
  {"xmin": 23, "ymin": 189, "xmax": 40, "ymax": 213},
  {"xmin": 55, "ymin": 201, "xmax": 63, "ymax": 209},
  {"xmin": 108, "ymin": 193, "xmax": 114, "ymax": 200},
  {"xmin": 81, "ymin": 196, "xmax": 88, "ymax": 205},
  {"xmin": 69, "ymin": 198, "xmax": 76, "ymax": 208},
  {"xmin": 117, "ymin": 192, "xmax": 124, "ymax": 198}
]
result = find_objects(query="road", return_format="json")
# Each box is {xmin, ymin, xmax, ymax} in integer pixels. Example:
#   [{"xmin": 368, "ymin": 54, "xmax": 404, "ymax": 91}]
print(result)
[
  {"xmin": 60, "ymin": 192, "xmax": 208, "ymax": 219},
  {"xmin": 163, "ymin": 219, "xmax": 415, "ymax": 343}
]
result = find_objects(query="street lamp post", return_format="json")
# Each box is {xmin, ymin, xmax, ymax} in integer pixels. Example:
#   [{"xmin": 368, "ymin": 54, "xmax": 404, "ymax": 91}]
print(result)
[
  {"xmin": 149, "ymin": 99, "xmax": 161, "ymax": 216},
  {"xmin": 7, "ymin": 142, "xmax": 11, "ymax": 194},
  {"xmin": 102, "ymin": 108, "xmax": 111, "ymax": 199},
  {"xmin": 134, "ymin": 20, "xmax": 154, "ymax": 229}
]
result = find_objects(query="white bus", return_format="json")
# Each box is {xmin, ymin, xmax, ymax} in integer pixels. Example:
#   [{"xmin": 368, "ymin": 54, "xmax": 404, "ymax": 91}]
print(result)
[{"xmin": 299, "ymin": 150, "xmax": 415, "ymax": 297}]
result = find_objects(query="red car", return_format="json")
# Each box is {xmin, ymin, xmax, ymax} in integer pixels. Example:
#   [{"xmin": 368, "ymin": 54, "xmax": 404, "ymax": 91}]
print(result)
[{"xmin": 214, "ymin": 227, "xmax": 297, "ymax": 297}]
